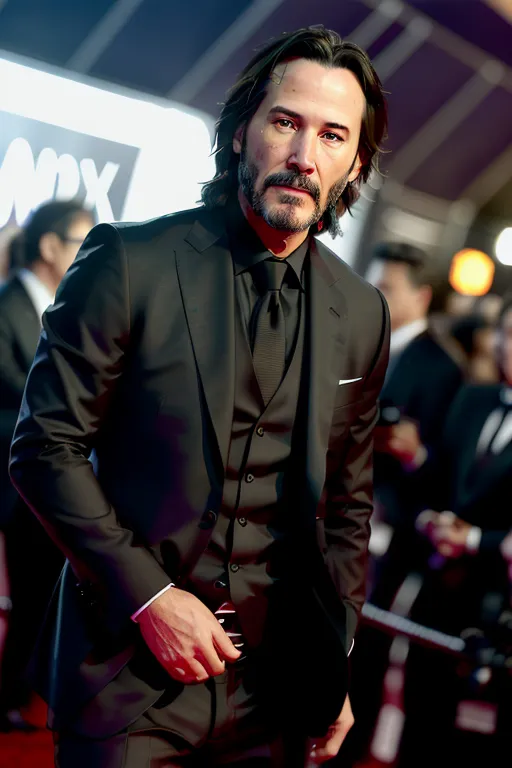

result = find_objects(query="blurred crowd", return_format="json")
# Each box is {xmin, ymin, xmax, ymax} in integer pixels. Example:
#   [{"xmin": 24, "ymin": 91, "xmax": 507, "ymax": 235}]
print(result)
[
  {"xmin": 0, "ymin": 201, "xmax": 94, "ymax": 731},
  {"xmin": 0, "ymin": 202, "xmax": 511, "ymax": 766},
  {"xmin": 347, "ymin": 243, "xmax": 512, "ymax": 767}
]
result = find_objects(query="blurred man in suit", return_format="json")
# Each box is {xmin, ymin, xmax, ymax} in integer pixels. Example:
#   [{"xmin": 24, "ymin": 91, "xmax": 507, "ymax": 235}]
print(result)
[
  {"xmin": 9, "ymin": 27, "xmax": 390, "ymax": 767},
  {"xmin": 366, "ymin": 242, "xmax": 463, "ymax": 603},
  {"xmin": 397, "ymin": 293, "xmax": 512, "ymax": 768},
  {"xmin": 0, "ymin": 200, "xmax": 93, "ymax": 730},
  {"xmin": 345, "ymin": 244, "xmax": 463, "ymax": 763}
]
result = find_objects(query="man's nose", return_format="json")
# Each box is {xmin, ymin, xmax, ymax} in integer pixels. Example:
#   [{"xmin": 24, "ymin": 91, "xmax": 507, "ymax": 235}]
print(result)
[{"xmin": 287, "ymin": 132, "xmax": 316, "ymax": 176}]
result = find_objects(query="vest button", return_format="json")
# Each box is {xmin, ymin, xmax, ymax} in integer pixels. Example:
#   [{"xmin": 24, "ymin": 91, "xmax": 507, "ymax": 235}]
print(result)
[
  {"xmin": 199, "ymin": 509, "xmax": 217, "ymax": 530},
  {"xmin": 238, "ymin": 517, "xmax": 247, "ymax": 527},
  {"xmin": 245, "ymin": 473, "xmax": 254, "ymax": 483},
  {"xmin": 214, "ymin": 579, "xmax": 227, "ymax": 589},
  {"xmin": 256, "ymin": 426, "xmax": 264, "ymax": 437},
  {"xmin": 230, "ymin": 563, "xmax": 240, "ymax": 573}
]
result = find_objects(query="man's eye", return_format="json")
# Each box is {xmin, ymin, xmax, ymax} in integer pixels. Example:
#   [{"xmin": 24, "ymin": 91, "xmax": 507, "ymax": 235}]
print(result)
[
  {"xmin": 323, "ymin": 132, "xmax": 343, "ymax": 142},
  {"xmin": 276, "ymin": 119, "xmax": 294, "ymax": 129}
]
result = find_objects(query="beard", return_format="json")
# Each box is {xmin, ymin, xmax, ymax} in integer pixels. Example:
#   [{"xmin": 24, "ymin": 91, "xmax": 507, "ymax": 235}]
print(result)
[{"xmin": 238, "ymin": 145, "xmax": 351, "ymax": 237}]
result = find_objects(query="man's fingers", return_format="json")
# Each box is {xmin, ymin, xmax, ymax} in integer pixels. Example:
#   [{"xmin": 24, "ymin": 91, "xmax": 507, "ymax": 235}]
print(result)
[
  {"xmin": 213, "ymin": 625, "xmax": 242, "ymax": 662},
  {"xmin": 310, "ymin": 705, "xmax": 354, "ymax": 765},
  {"xmin": 162, "ymin": 653, "xmax": 210, "ymax": 683},
  {"xmin": 196, "ymin": 640, "xmax": 227, "ymax": 677},
  {"xmin": 309, "ymin": 732, "xmax": 345, "ymax": 764}
]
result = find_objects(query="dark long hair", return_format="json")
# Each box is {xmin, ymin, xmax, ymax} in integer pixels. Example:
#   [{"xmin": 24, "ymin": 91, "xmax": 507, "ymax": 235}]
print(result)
[{"xmin": 201, "ymin": 26, "xmax": 388, "ymax": 230}]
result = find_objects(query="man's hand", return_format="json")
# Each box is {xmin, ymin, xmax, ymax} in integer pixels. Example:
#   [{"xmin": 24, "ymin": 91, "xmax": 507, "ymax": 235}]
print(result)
[
  {"xmin": 137, "ymin": 587, "xmax": 241, "ymax": 684},
  {"xmin": 417, "ymin": 510, "xmax": 472, "ymax": 559},
  {"xmin": 309, "ymin": 694, "xmax": 354, "ymax": 764},
  {"xmin": 374, "ymin": 420, "xmax": 425, "ymax": 467},
  {"xmin": 432, "ymin": 513, "xmax": 472, "ymax": 558}
]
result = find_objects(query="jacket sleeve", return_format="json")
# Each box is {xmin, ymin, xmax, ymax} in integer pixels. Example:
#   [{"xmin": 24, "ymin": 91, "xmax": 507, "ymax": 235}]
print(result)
[
  {"xmin": 322, "ymin": 289, "xmax": 390, "ymax": 647},
  {"xmin": 9, "ymin": 224, "xmax": 171, "ymax": 632}
]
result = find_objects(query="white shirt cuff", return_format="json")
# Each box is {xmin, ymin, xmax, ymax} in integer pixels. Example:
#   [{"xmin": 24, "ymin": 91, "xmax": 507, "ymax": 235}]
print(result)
[
  {"xmin": 131, "ymin": 583, "xmax": 175, "ymax": 622},
  {"xmin": 466, "ymin": 527, "xmax": 482, "ymax": 554}
]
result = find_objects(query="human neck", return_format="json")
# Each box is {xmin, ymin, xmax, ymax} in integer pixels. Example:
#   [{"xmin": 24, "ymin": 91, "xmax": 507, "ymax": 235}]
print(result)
[
  {"xmin": 238, "ymin": 189, "xmax": 309, "ymax": 259},
  {"xmin": 29, "ymin": 261, "xmax": 58, "ymax": 296}
]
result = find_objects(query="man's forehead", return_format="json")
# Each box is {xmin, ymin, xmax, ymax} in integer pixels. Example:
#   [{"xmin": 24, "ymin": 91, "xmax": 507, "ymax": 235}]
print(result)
[{"xmin": 266, "ymin": 59, "xmax": 365, "ymax": 117}]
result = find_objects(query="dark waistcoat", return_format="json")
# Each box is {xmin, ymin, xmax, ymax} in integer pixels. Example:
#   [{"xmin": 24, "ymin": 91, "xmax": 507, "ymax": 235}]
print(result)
[{"xmin": 185, "ymin": 285, "xmax": 305, "ymax": 646}]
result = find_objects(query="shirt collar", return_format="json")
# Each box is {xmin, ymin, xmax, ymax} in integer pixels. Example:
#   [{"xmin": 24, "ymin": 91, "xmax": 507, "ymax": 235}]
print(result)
[
  {"xmin": 225, "ymin": 199, "xmax": 308, "ymax": 290},
  {"xmin": 17, "ymin": 268, "xmax": 54, "ymax": 321},
  {"xmin": 389, "ymin": 318, "xmax": 428, "ymax": 357}
]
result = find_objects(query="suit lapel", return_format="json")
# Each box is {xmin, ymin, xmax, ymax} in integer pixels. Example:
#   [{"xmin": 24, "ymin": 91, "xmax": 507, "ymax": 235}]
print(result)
[
  {"xmin": 462, "ymin": 392, "xmax": 512, "ymax": 502},
  {"xmin": 176, "ymin": 212, "xmax": 236, "ymax": 475},
  {"xmin": 458, "ymin": 389, "xmax": 503, "ymax": 502},
  {"xmin": 305, "ymin": 241, "xmax": 347, "ymax": 505}
]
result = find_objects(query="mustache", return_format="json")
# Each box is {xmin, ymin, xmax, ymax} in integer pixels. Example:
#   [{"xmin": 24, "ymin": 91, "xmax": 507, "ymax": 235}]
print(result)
[{"xmin": 263, "ymin": 171, "xmax": 320, "ymax": 204}]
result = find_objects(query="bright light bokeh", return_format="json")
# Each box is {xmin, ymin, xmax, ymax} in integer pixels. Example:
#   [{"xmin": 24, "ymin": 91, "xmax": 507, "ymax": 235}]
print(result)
[
  {"xmin": 449, "ymin": 248, "xmax": 495, "ymax": 296},
  {"xmin": 495, "ymin": 227, "xmax": 512, "ymax": 266}
]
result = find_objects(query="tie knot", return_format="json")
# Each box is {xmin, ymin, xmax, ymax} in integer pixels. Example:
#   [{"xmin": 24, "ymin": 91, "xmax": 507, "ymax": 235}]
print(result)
[{"xmin": 253, "ymin": 258, "xmax": 288, "ymax": 294}]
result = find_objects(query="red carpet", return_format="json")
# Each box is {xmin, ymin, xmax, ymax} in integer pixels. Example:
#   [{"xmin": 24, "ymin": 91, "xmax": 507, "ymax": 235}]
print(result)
[
  {"xmin": 0, "ymin": 730, "xmax": 53, "ymax": 768},
  {"xmin": 0, "ymin": 698, "xmax": 387, "ymax": 768},
  {"xmin": 0, "ymin": 697, "xmax": 53, "ymax": 768}
]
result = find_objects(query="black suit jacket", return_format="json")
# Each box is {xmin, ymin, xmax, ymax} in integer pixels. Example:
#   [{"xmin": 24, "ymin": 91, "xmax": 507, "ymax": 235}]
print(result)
[
  {"xmin": 0, "ymin": 275, "xmax": 41, "ymax": 524},
  {"xmin": 10, "ymin": 207, "xmax": 389, "ymax": 736},
  {"xmin": 375, "ymin": 330, "xmax": 463, "ymax": 527},
  {"xmin": 412, "ymin": 385, "xmax": 511, "ymax": 635},
  {"xmin": 424, "ymin": 385, "xmax": 511, "ymax": 551}
]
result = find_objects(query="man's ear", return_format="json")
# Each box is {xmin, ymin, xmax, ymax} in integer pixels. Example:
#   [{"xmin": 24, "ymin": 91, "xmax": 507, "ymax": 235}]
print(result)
[
  {"xmin": 38, "ymin": 232, "xmax": 60, "ymax": 266},
  {"xmin": 419, "ymin": 284, "xmax": 433, "ymax": 313},
  {"xmin": 233, "ymin": 124, "xmax": 244, "ymax": 155},
  {"xmin": 348, "ymin": 153, "xmax": 362, "ymax": 183}
]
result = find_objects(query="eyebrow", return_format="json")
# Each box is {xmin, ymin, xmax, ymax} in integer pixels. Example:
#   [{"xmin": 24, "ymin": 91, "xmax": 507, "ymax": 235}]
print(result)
[{"xmin": 268, "ymin": 105, "xmax": 350, "ymax": 133}]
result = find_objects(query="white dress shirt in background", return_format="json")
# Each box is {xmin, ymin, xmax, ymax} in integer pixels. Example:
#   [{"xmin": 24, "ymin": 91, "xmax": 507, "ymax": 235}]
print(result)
[
  {"xmin": 17, "ymin": 268, "xmax": 54, "ymax": 322},
  {"xmin": 389, "ymin": 318, "xmax": 428, "ymax": 359}
]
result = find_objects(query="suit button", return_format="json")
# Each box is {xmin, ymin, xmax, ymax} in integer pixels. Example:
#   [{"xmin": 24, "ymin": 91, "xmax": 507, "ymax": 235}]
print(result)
[
  {"xmin": 230, "ymin": 563, "xmax": 240, "ymax": 573},
  {"xmin": 214, "ymin": 579, "xmax": 227, "ymax": 589},
  {"xmin": 245, "ymin": 473, "xmax": 254, "ymax": 483},
  {"xmin": 199, "ymin": 509, "xmax": 217, "ymax": 530},
  {"xmin": 256, "ymin": 426, "xmax": 264, "ymax": 437},
  {"xmin": 238, "ymin": 517, "xmax": 247, "ymax": 527}
]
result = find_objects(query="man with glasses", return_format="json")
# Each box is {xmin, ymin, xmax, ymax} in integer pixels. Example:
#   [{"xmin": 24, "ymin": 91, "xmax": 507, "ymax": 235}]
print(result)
[{"xmin": 0, "ymin": 199, "xmax": 93, "ymax": 731}]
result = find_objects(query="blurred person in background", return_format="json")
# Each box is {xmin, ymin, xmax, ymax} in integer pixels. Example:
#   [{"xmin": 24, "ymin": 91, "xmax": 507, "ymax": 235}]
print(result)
[
  {"xmin": 9, "ymin": 27, "xmax": 390, "ymax": 767},
  {"xmin": 396, "ymin": 292, "xmax": 512, "ymax": 767},
  {"xmin": 0, "ymin": 226, "xmax": 22, "ymax": 286},
  {"xmin": 365, "ymin": 242, "xmax": 464, "ymax": 604},
  {"xmin": 0, "ymin": 227, "xmax": 24, "ymax": 715},
  {"xmin": 0, "ymin": 200, "xmax": 93, "ymax": 731},
  {"xmin": 445, "ymin": 290, "xmax": 476, "ymax": 319},
  {"xmin": 450, "ymin": 314, "xmax": 499, "ymax": 384},
  {"xmin": 346, "ymin": 243, "xmax": 463, "ymax": 763},
  {"xmin": 473, "ymin": 292, "xmax": 503, "ymax": 325}
]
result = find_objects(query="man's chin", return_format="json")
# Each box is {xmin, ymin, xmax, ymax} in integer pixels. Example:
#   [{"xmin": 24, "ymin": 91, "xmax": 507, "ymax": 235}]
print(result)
[{"xmin": 261, "ymin": 203, "xmax": 315, "ymax": 233}]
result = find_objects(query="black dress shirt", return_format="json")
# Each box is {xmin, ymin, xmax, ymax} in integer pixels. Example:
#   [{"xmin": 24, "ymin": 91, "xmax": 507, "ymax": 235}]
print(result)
[{"xmin": 227, "ymin": 202, "xmax": 308, "ymax": 364}]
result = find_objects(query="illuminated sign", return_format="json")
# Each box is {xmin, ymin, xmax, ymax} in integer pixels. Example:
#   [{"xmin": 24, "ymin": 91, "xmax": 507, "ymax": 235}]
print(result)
[
  {"xmin": 0, "ymin": 54, "xmax": 215, "ymax": 226},
  {"xmin": 0, "ymin": 134, "xmax": 124, "ymax": 227}
]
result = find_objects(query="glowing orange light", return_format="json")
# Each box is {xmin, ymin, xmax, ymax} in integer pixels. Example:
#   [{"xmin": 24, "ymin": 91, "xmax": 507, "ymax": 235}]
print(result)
[{"xmin": 449, "ymin": 248, "xmax": 495, "ymax": 296}]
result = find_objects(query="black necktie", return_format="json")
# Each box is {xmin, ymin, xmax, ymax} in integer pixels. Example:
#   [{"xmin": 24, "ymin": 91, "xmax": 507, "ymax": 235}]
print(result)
[{"xmin": 251, "ymin": 258, "xmax": 288, "ymax": 405}]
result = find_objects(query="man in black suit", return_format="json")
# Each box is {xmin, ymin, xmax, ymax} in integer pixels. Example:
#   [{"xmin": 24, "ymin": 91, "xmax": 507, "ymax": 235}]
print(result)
[
  {"xmin": 0, "ymin": 201, "xmax": 93, "ymax": 729},
  {"xmin": 10, "ymin": 28, "xmax": 389, "ymax": 766},
  {"xmin": 345, "ymin": 244, "xmax": 463, "ymax": 763},
  {"xmin": 366, "ymin": 243, "xmax": 463, "ymax": 601},
  {"xmin": 396, "ymin": 293, "xmax": 512, "ymax": 768}
]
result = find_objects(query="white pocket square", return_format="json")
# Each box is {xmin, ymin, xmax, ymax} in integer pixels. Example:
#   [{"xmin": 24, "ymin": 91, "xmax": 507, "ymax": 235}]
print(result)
[{"xmin": 338, "ymin": 377, "xmax": 362, "ymax": 385}]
